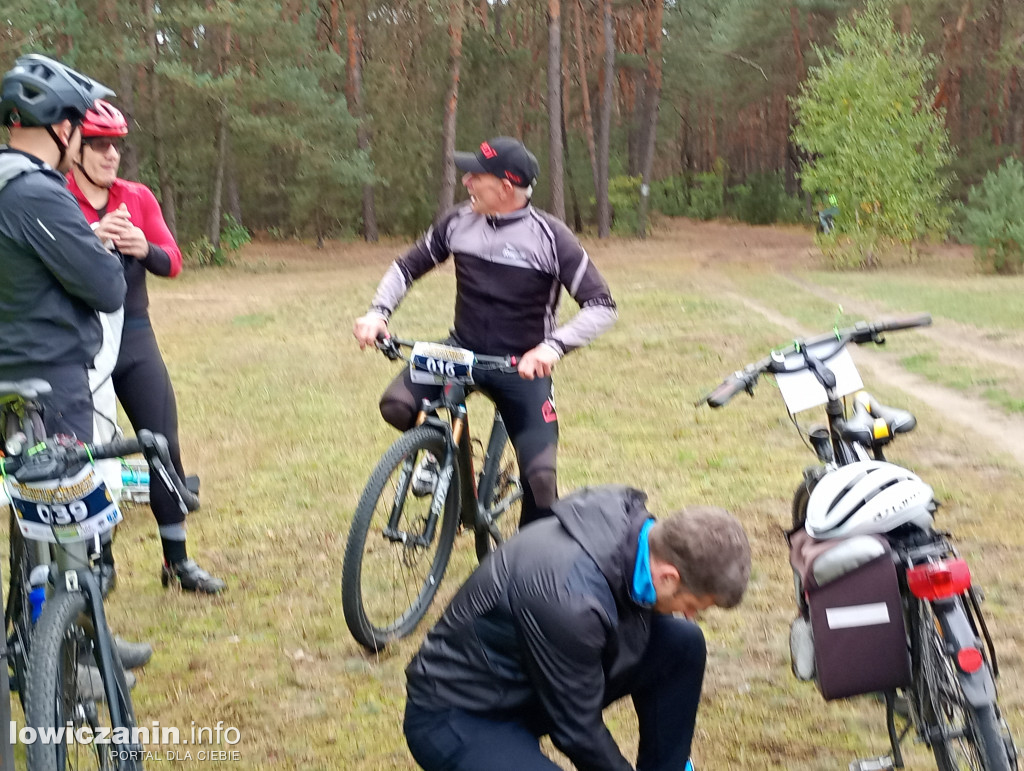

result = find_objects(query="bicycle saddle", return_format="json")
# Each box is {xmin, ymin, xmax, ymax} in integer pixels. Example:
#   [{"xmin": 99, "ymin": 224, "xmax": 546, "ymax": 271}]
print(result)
[
  {"xmin": 0, "ymin": 379, "xmax": 52, "ymax": 401},
  {"xmin": 840, "ymin": 390, "xmax": 916, "ymax": 448}
]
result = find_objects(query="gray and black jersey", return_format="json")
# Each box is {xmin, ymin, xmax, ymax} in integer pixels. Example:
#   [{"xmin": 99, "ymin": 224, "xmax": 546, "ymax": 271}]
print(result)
[{"xmin": 370, "ymin": 204, "xmax": 616, "ymax": 357}]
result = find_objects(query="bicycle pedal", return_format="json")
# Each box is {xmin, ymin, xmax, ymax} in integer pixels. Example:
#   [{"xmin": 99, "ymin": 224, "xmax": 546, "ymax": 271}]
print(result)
[{"xmin": 849, "ymin": 757, "xmax": 895, "ymax": 771}]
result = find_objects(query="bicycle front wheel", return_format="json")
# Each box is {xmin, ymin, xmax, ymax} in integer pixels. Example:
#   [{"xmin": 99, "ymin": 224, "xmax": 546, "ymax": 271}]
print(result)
[
  {"xmin": 24, "ymin": 590, "xmax": 141, "ymax": 771},
  {"xmin": 7, "ymin": 513, "xmax": 35, "ymax": 707},
  {"xmin": 917, "ymin": 597, "xmax": 1015, "ymax": 771},
  {"xmin": 341, "ymin": 426, "xmax": 460, "ymax": 652}
]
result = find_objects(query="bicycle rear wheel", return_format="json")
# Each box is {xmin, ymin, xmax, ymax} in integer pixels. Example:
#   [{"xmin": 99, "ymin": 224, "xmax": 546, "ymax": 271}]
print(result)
[
  {"xmin": 341, "ymin": 426, "xmax": 460, "ymax": 652},
  {"xmin": 474, "ymin": 435, "xmax": 523, "ymax": 561},
  {"xmin": 916, "ymin": 597, "xmax": 1015, "ymax": 771},
  {"xmin": 25, "ymin": 590, "xmax": 141, "ymax": 771}
]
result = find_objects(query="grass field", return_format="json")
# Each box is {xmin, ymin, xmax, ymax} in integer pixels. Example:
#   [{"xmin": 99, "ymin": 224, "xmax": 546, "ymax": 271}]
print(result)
[{"xmin": 11, "ymin": 217, "xmax": 1023, "ymax": 769}]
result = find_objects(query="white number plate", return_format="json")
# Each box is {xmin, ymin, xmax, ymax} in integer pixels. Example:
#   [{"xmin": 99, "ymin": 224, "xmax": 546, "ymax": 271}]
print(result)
[
  {"xmin": 409, "ymin": 342, "xmax": 475, "ymax": 385},
  {"xmin": 774, "ymin": 343, "xmax": 864, "ymax": 414},
  {"xmin": 4, "ymin": 465, "xmax": 123, "ymax": 544}
]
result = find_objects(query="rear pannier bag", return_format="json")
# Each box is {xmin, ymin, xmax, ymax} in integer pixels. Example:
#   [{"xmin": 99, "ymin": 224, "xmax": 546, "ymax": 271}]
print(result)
[{"xmin": 789, "ymin": 530, "xmax": 912, "ymax": 700}]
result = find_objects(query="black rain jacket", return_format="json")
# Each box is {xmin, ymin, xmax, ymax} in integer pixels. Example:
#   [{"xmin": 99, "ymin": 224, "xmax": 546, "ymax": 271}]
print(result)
[
  {"xmin": 406, "ymin": 485, "xmax": 654, "ymax": 771},
  {"xmin": 0, "ymin": 147, "xmax": 126, "ymax": 368}
]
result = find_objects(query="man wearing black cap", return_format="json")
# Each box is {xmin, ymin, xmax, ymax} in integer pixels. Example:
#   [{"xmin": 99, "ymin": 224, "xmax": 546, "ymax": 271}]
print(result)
[{"xmin": 353, "ymin": 136, "xmax": 617, "ymax": 526}]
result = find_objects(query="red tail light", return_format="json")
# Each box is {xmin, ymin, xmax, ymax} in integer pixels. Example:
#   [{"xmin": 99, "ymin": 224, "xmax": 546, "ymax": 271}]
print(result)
[
  {"xmin": 957, "ymin": 647, "xmax": 984, "ymax": 673},
  {"xmin": 906, "ymin": 559, "xmax": 971, "ymax": 600}
]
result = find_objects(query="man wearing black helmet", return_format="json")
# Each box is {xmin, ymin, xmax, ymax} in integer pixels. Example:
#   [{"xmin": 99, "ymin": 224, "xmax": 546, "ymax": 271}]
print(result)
[
  {"xmin": 353, "ymin": 137, "xmax": 617, "ymax": 526},
  {"xmin": 0, "ymin": 54, "xmax": 126, "ymax": 441},
  {"xmin": 0, "ymin": 54, "xmax": 152, "ymax": 673}
]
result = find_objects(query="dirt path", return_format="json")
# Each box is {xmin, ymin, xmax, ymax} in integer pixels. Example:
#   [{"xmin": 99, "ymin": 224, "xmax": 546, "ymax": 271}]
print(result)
[
  {"xmin": 781, "ymin": 274, "xmax": 1024, "ymax": 374},
  {"xmin": 721, "ymin": 288, "xmax": 1024, "ymax": 467}
]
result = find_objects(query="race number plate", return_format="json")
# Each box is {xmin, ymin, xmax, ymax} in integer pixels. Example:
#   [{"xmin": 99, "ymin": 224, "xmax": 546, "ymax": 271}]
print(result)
[
  {"xmin": 4, "ymin": 464, "xmax": 123, "ymax": 544},
  {"xmin": 774, "ymin": 343, "xmax": 864, "ymax": 414},
  {"xmin": 409, "ymin": 342, "xmax": 475, "ymax": 385}
]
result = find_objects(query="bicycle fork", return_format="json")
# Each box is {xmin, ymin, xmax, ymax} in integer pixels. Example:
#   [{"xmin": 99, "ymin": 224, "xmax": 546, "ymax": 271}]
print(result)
[{"xmin": 60, "ymin": 568, "xmax": 133, "ymax": 731}]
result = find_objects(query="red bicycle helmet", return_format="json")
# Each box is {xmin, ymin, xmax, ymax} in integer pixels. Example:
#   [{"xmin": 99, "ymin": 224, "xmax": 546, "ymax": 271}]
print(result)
[{"xmin": 80, "ymin": 99, "xmax": 127, "ymax": 137}]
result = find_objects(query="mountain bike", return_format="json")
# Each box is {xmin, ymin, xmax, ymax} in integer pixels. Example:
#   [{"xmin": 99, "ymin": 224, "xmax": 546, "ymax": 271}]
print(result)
[
  {"xmin": 342, "ymin": 337, "xmax": 524, "ymax": 652},
  {"xmin": 1, "ymin": 377, "xmax": 197, "ymax": 771},
  {"xmin": 698, "ymin": 315, "xmax": 1018, "ymax": 770}
]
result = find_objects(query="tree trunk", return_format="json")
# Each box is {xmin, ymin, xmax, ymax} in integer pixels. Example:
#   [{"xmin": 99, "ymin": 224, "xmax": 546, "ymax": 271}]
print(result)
[
  {"xmin": 933, "ymin": 3, "xmax": 970, "ymax": 149},
  {"xmin": 563, "ymin": 108, "xmax": 582, "ymax": 232},
  {"xmin": 985, "ymin": 0, "xmax": 1004, "ymax": 144},
  {"xmin": 345, "ymin": 0, "xmax": 378, "ymax": 240},
  {"xmin": 141, "ymin": 0, "xmax": 176, "ymax": 238},
  {"xmin": 789, "ymin": 6, "xmax": 805, "ymax": 83},
  {"xmin": 208, "ymin": 102, "xmax": 229, "ymax": 248},
  {"xmin": 547, "ymin": 0, "xmax": 565, "ymax": 219},
  {"xmin": 636, "ymin": 0, "xmax": 663, "ymax": 239},
  {"xmin": 574, "ymin": 0, "xmax": 599, "ymax": 198},
  {"xmin": 438, "ymin": 0, "xmax": 466, "ymax": 215},
  {"xmin": 596, "ymin": 0, "xmax": 614, "ymax": 238},
  {"xmin": 117, "ymin": 66, "xmax": 140, "ymax": 182},
  {"xmin": 226, "ymin": 160, "xmax": 242, "ymax": 225}
]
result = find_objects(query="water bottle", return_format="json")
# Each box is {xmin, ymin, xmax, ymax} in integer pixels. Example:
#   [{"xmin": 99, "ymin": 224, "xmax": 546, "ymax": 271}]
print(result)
[{"xmin": 28, "ymin": 565, "xmax": 49, "ymax": 624}]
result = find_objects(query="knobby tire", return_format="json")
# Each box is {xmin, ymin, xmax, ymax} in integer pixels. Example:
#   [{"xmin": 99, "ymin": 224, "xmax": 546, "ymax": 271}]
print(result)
[
  {"xmin": 24, "ymin": 590, "xmax": 140, "ymax": 771},
  {"xmin": 7, "ymin": 513, "xmax": 36, "ymax": 709},
  {"xmin": 341, "ymin": 426, "xmax": 460, "ymax": 652}
]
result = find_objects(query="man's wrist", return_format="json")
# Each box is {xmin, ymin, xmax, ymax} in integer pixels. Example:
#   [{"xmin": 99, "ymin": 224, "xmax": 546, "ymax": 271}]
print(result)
[
  {"xmin": 367, "ymin": 307, "xmax": 391, "ymax": 322},
  {"xmin": 540, "ymin": 340, "xmax": 564, "ymax": 359}
]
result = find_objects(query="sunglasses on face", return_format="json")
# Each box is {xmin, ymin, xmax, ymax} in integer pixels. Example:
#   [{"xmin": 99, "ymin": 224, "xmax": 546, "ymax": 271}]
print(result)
[{"xmin": 83, "ymin": 137, "xmax": 123, "ymax": 153}]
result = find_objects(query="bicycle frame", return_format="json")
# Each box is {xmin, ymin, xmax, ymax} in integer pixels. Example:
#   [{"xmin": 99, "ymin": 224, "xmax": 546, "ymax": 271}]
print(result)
[
  {"xmin": 410, "ymin": 381, "xmax": 511, "ymax": 538},
  {"xmin": 2, "ymin": 393, "xmax": 134, "ymax": 732}
]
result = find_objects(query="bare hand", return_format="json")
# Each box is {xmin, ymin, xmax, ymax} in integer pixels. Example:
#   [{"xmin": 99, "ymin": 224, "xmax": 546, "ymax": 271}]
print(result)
[
  {"xmin": 93, "ymin": 204, "xmax": 132, "ymax": 245},
  {"xmin": 353, "ymin": 314, "xmax": 389, "ymax": 349},
  {"xmin": 114, "ymin": 224, "xmax": 150, "ymax": 259},
  {"xmin": 517, "ymin": 344, "xmax": 560, "ymax": 380}
]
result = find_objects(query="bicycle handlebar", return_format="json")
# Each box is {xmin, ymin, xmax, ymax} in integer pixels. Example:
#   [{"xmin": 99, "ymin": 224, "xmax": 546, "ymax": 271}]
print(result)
[
  {"xmin": 376, "ymin": 335, "xmax": 519, "ymax": 372},
  {"xmin": 1, "ymin": 429, "xmax": 199, "ymax": 515},
  {"xmin": 705, "ymin": 374, "xmax": 749, "ymax": 408},
  {"xmin": 696, "ymin": 314, "xmax": 932, "ymax": 408}
]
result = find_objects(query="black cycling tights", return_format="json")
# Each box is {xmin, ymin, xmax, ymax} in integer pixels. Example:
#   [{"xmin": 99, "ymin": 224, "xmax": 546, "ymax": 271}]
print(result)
[
  {"xmin": 380, "ymin": 366, "xmax": 558, "ymax": 527},
  {"xmin": 113, "ymin": 323, "xmax": 186, "ymax": 527}
]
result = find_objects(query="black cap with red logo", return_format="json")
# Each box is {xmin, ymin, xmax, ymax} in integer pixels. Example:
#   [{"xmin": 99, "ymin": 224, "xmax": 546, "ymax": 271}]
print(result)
[{"xmin": 454, "ymin": 137, "xmax": 539, "ymax": 189}]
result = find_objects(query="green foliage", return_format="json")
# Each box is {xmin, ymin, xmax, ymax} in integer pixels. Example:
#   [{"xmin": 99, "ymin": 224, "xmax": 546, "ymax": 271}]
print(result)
[
  {"xmin": 689, "ymin": 160, "xmax": 727, "ymax": 221},
  {"xmin": 220, "ymin": 214, "xmax": 251, "ymax": 254},
  {"xmin": 729, "ymin": 171, "xmax": 787, "ymax": 225},
  {"xmin": 961, "ymin": 158, "xmax": 1024, "ymax": 275},
  {"xmin": 651, "ymin": 176, "xmax": 690, "ymax": 217},
  {"xmin": 776, "ymin": 193, "xmax": 807, "ymax": 225},
  {"xmin": 183, "ymin": 236, "xmax": 228, "ymax": 267},
  {"xmin": 791, "ymin": 0, "xmax": 952, "ymax": 268},
  {"xmin": 607, "ymin": 175, "xmax": 643, "ymax": 235}
]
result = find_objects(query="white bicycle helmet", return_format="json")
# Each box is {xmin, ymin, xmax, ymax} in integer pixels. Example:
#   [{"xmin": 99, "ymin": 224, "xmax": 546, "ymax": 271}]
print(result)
[{"xmin": 805, "ymin": 460, "xmax": 934, "ymax": 539}]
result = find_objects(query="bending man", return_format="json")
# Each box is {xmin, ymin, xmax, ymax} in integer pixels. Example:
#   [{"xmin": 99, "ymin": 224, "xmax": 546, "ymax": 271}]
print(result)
[{"xmin": 404, "ymin": 485, "xmax": 752, "ymax": 770}]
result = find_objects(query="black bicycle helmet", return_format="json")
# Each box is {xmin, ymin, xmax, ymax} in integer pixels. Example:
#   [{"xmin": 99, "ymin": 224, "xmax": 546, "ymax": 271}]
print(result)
[{"xmin": 0, "ymin": 53, "xmax": 113, "ymax": 128}]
